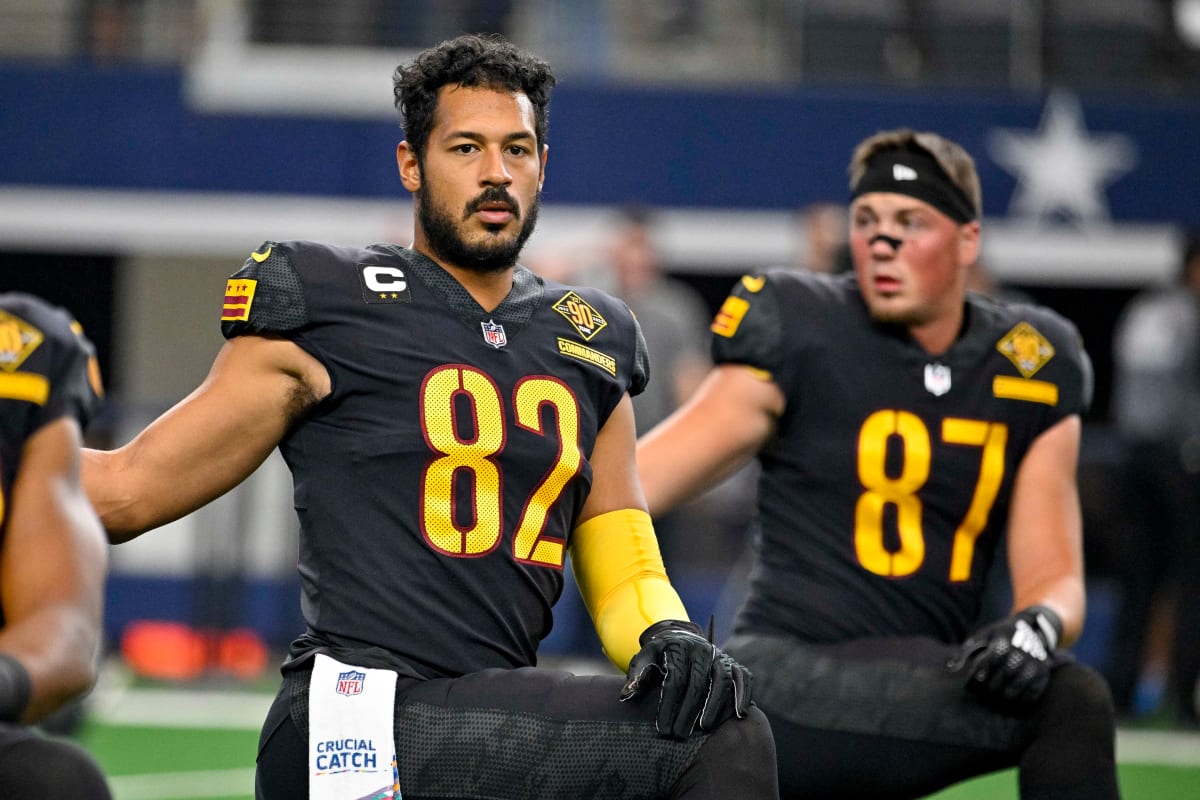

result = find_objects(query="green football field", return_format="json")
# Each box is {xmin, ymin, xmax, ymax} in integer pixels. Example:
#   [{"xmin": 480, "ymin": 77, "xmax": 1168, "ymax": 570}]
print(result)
[{"xmin": 73, "ymin": 670, "xmax": 1200, "ymax": 800}]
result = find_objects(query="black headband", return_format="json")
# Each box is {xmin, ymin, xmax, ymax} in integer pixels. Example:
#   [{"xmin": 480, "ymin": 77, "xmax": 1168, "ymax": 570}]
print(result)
[{"xmin": 851, "ymin": 148, "xmax": 976, "ymax": 223}]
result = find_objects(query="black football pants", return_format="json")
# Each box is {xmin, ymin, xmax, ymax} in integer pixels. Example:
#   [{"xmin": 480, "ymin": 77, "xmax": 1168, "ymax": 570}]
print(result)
[{"xmin": 256, "ymin": 664, "xmax": 778, "ymax": 799}]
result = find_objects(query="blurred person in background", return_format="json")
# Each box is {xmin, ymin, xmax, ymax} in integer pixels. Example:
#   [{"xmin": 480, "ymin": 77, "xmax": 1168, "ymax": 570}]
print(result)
[
  {"xmin": 1106, "ymin": 230, "xmax": 1200, "ymax": 727},
  {"xmin": 82, "ymin": 34, "xmax": 776, "ymax": 800},
  {"xmin": 0, "ymin": 293, "xmax": 110, "ymax": 799},
  {"xmin": 601, "ymin": 206, "xmax": 712, "ymax": 437},
  {"xmin": 599, "ymin": 207, "xmax": 755, "ymax": 617},
  {"xmin": 793, "ymin": 201, "xmax": 850, "ymax": 274},
  {"xmin": 638, "ymin": 128, "xmax": 1121, "ymax": 799}
]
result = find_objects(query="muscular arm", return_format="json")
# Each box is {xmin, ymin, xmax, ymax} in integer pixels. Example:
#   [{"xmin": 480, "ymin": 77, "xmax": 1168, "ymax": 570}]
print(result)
[
  {"xmin": 0, "ymin": 417, "xmax": 107, "ymax": 722},
  {"xmin": 1006, "ymin": 414, "xmax": 1086, "ymax": 645},
  {"xmin": 577, "ymin": 393, "xmax": 650, "ymax": 522},
  {"xmin": 83, "ymin": 335, "xmax": 330, "ymax": 543},
  {"xmin": 637, "ymin": 364, "xmax": 783, "ymax": 517}
]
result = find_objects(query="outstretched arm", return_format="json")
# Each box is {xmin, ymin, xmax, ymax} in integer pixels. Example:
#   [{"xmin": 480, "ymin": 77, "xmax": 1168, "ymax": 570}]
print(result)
[
  {"xmin": 83, "ymin": 334, "xmax": 329, "ymax": 542},
  {"xmin": 637, "ymin": 364, "xmax": 783, "ymax": 517},
  {"xmin": 0, "ymin": 417, "xmax": 107, "ymax": 723}
]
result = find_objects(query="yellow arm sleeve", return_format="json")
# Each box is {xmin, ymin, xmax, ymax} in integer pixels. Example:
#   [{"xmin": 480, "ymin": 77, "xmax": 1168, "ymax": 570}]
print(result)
[{"xmin": 570, "ymin": 508, "xmax": 690, "ymax": 671}]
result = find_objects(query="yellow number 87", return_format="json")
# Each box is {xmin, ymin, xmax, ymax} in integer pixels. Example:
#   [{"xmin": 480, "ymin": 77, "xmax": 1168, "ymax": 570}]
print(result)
[{"xmin": 855, "ymin": 410, "xmax": 1007, "ymax": 581}]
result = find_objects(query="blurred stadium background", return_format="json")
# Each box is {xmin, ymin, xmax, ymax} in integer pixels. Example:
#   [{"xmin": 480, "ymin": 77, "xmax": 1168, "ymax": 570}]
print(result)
[{"xmin": 2, "ymin": 1, "xmax": 1199, "ymax": 797}]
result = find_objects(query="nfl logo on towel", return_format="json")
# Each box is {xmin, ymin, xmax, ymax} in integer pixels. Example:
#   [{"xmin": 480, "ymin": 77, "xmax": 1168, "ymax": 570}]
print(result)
[{"xmin": 336, "ymin": 669, "xmax": 366, "ymax": 696}]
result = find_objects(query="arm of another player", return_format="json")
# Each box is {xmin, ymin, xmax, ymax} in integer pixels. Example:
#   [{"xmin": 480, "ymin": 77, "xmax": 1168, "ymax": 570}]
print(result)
[
  {"xmin": 571, "ymin": 393, "xmax": 752, "ymax": 738},
  {"xmin": 83, "ymin": 334, "xmax": 329, "ymax": 543},
  {"xmin": 0, "ymin": 416, "xmax": 107, "ymax": 723},
  {"xmin": 637, "ymin": 363, "xmax": 783, "ymax": 517}
]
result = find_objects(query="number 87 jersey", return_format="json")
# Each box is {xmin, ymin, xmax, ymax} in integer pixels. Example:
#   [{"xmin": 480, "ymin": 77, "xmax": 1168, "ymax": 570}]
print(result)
[{"xmin": 710, "ymin": 270, "xmax": 1091, "ymax": 645}]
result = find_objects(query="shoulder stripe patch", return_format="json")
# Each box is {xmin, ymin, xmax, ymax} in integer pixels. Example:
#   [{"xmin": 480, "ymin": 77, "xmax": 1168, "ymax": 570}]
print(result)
[
  {"xmin": 993, "ymin": 375, "xmax": 1058, "ymax": 406},
  {"xmin": 0, "ymin": 372, "xmax": 49, "ymax": 405}
]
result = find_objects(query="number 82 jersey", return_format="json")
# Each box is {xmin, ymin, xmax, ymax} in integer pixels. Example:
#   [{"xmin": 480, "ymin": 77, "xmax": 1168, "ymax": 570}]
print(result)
[{"xmin": 221, "ymin": 241, "xmax": 649, "ymax": 678}]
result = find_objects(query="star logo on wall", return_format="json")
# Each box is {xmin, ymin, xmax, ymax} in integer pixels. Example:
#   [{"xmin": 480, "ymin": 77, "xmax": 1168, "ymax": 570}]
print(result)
[{"xmin": 987, "ymin": 91, "xmax": 1138, "ymax": 227}]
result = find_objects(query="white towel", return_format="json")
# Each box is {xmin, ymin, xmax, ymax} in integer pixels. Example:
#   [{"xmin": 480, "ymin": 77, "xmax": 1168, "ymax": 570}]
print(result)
[{"xmin": 308, "ymin": 653, "xmax": 400, "ymax": 799}]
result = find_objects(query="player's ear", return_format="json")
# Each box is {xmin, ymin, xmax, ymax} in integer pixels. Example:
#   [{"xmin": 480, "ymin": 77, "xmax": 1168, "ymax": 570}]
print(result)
[
  {"xmin": 397, "ymin": 142, "xmax": 421, "ymax": 191},
  {"xmin": 538, "ymin": 143, "xmax": 548, "ymax": 190},
  {"xmin": 957, "ymin": 220, "xmax": 981, "ymax": 267}
]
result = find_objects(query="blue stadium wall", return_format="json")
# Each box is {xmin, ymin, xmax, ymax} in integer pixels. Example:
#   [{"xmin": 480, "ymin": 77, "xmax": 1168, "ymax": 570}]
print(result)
[{"xmin": 1, "ymin": 63, "xmax": 1197, "ymax": 223}]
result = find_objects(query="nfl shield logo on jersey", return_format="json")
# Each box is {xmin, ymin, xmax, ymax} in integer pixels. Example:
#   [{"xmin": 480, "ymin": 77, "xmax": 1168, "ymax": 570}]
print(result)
[
  {"xmin": 924, "ymin": 362, "xmax": 952, "ymax": 396},
  {"xmin": 481, "ymin": 319, "xmax": 507, "ymax": 349},
  {"xmin": 336, "ymin": 669, "xmax": 366, "ymax": 696}
]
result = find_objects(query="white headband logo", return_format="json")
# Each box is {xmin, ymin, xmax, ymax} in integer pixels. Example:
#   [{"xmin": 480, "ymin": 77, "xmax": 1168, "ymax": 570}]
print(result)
[{"xmin": 893, "ymin": 164, "xmax": 918, "ymax": 181}]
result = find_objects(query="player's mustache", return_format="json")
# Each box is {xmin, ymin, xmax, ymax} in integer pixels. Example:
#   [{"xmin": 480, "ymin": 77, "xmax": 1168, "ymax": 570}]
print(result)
[
  {"xmin": 465, "ymin": 188, "xmax": 521, "ymax": 219},
  {"xmin": 869, "ymin": 233, "xmax": 903, "ymax": 250}
]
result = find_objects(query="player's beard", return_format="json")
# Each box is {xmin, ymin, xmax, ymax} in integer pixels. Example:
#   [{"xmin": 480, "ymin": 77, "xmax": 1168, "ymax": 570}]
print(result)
[{"xmin": 418, "ymin": 184, "xmax": 541, "ymax": 274}]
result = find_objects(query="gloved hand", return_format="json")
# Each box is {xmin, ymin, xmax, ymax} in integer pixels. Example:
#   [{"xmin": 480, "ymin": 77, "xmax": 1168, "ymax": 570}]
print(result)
[
  {"xmin": 947, "ymin": 605, "xmax": 1063, "ymax": 710},
  {"xmin": 619, "ymin": 619, "xmax": 752, "ymax": 739}
]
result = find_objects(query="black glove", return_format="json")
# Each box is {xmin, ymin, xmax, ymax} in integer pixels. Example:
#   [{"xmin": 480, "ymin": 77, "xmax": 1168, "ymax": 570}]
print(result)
[
  {"xmin": 619, "ymin": 619, "xmax": 752, "ymax": 739},
  {"xmin": 947, "ymin": 605, "xmax": 1063, "ymax": 710}
]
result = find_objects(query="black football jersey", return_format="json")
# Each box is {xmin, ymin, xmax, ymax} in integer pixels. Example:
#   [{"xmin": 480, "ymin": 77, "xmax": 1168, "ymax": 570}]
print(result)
[
  {"xmin": 221, "ymin": 241, "xmax": 648, "ymax": 678},
  {"xmin": 711, "ymin": 271, "xmax": 1091, "ymax": 644},
  {"xmin": 0, "ymin": 293, "xmax": 102, "ymax": 543}
]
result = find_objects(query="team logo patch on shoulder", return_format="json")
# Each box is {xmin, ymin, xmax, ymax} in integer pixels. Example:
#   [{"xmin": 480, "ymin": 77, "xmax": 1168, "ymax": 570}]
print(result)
[
  {"xmin": 997, "ymin": 321, "xmax": 1055, "ymax": 378},
  {"xmin": 557, "ymin": 337, "xmax": 617, "ymax": 376},
  {"xmin": 359, "ymin": 264, "xmax": 412, "ymax": 304},
  {"xmin": 0, "ymin": 311, "xmax": 44, "ymax": 372},
  {"xmin": 712, "ymin": 296, "xmax": 750, "ymax": 338},
  {"xmin": 553, "ymin": 292, "xmax": 607, "ymax": 341},
  {"xmin": 222, "ymin": 279, "xmax": 258, "ymax": 322}
]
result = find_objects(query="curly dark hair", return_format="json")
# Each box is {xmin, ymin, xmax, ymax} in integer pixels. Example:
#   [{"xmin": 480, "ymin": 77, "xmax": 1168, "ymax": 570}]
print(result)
[{"xmin": 393, "ymin": 33, "xmax": 556, "ymax": 161}]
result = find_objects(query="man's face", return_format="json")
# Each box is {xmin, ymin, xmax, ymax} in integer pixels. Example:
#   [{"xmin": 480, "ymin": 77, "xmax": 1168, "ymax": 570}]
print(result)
[
  {"xmin": 399, "ymin": 85, "xmax": 546, "ymax": 273},
  {"xmin": 849, "ymin": 192, "xmax": 979, "ymax": 326}
]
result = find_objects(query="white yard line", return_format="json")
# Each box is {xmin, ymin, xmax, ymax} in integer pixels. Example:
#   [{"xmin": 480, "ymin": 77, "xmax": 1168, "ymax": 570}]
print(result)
[
  {"xmin": 1116, "ymin": 729, "xmax": 1200, "ymax": 767},
  {"xmin": 108, "ymin": 767, "xmax": 257, "ymax": 800},
  {"xmin": 89, "ymin": 684, "xmax": 272, "ymax": 729}
]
